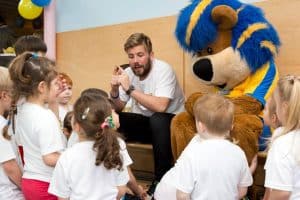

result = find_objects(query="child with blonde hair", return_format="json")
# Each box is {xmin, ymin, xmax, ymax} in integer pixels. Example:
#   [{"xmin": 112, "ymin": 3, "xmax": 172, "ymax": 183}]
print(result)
[
  {"xmin": 49, "ymin": 94, "xmax": 130, "ymax": 199},
  {"xmin": 264, "ymin": 75, "xmax": 300, "ymax": 199},
  {"xmin": 263, "ymin": 94, "xmax": 281, "ymax": 131},
  {"xmin": 9, "ymin": 52, "xmax": 64, "ymax": 200},
  {"xmin": 154, "ymin": 93, "xmax": 253, "ymax": 200},
  {"xmin": 0, "ymin": 66, "xmax": 24, "ymax": 199}
]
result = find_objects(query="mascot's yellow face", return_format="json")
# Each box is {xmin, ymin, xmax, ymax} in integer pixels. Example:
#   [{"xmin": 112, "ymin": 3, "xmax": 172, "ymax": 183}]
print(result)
[{"xmin": 191, "ymin": 7, "xmax": 251, "ymax": 91}]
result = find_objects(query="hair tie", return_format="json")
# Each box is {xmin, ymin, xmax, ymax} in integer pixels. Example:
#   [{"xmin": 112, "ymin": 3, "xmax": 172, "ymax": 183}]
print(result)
[
  {"xmin": 100, "ymin": 122, "xmax": 109, "ymax": 129},
  {"xmin": 31, "ymin": 53, "xmax": 38, "ymax": 59},
  {"xmin": 100, "ymin": 115, "xmax": 115, "ymax": 130}
]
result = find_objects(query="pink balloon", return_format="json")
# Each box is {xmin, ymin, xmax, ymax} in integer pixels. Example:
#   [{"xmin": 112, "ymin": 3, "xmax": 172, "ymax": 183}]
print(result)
[{"xmin": 44, "ymin": 0, "xmax": 56, "ymax": 60}]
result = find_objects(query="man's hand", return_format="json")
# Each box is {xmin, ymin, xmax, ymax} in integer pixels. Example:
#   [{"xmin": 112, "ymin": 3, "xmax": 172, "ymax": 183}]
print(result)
[
  {"xmin": 117, "ymin": 68, "xmax": 131, "ymax": 92},
  {"xmin": 111, "ymin": 66, "xmax": 121, "ymax": 92}
]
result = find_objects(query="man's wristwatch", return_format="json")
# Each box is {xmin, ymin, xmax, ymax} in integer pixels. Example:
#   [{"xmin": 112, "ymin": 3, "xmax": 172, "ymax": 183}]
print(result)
[{"xmin": 126, "ymin": 85, "xmax": 135, "ymax": 95}]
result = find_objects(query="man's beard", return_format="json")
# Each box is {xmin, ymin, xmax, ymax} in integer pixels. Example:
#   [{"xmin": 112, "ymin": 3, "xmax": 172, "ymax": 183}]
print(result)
[{"xmin": 132, "ymin": 58, "xmax": 152, "ymax": 79}]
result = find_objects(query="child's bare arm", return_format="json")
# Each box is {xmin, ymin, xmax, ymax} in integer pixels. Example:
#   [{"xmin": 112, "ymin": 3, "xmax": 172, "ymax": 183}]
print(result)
[
  {"xmin": 263, "ymin": 188, "xmax": 270, "ymax": 200},
  {"xmin": 176, "ymin": 189, "xmax": 190, "ymax": 200},
  {"xmin": 269, "ymin": 189, "xmax": 290, "ymax": 200},
  {"xmin": 116, "ymin": 185, "xmax": 127, "ymax": 200},
  {"xmin": 2, "ymin": 159, "xmax": 22, "ymax": 188},
  {"xmin": 238, "ymin": 186, "xmax": 248, "ymax": 199},
  {"xmin": 127, "ymin": 167, "xmax": 147, "ymax": 199},
  {"xmin": 42, "ymin": 152, "xmax": 60, "ymax": 167}
]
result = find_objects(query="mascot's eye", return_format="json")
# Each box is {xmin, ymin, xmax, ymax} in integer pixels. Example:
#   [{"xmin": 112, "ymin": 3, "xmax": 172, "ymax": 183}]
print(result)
[
  {"xmin": 197, "ymin": 51, "xmax": 202, "ymax": 57},
  {"xmin": 192, "ymin": 51, "xmax": 202, "ymax": 57},
  {"xmin": 207, "ymin": 47, "xmax": 213, "ymax": 54}
]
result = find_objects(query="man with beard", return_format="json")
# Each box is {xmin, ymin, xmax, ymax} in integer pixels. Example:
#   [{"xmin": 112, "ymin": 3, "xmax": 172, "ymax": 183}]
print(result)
[{"xmin": 110, "ymin": 32, "xmax": 185, "ymax": 198}]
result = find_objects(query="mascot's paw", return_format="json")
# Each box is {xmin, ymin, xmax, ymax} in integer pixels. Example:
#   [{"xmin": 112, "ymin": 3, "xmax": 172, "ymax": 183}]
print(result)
[
  {"xmin": 185, "ymin": 92, "xmax": 205, "ymax": 115},
  {"xmin": 231, "ymin": 114, "xmax": 263, "ymax": 164},
  {"xmin": 171, "ymin": 112, "xmax": 196, "ymax": 160},
  {"xmin": 231, "ymin": 95, "xmax": 263, "ymax": 115}
]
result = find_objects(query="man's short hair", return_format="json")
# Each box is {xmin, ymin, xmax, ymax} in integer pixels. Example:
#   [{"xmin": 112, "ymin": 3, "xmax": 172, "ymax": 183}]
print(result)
[
  {"xmin": 193, "ymin": 94, "xmax": 234, "ymax": 134},
  {"xmin": 124, "ymin": 33, "xmax": 152, "ymax": 54}
]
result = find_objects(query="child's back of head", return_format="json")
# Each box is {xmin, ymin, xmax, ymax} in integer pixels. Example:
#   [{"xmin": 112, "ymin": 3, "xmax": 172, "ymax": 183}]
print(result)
[
  {"xmin": 8, "ymin": 52, "xmax": 57, "ymax": 101},
  {"xmin": 14, "ymin": 35, "xmax": 47, "ymax": 56},
  {"xmin": 73, "ymin": 94, "xmax": 122, "ymax": 170},
  {"xmin": 0, "ymin": 66, "xmax": 12, "ymax": 92},
  {"xmin": 0, "ymin": 66, "xmax": 13, "ymax": 140},
  {"xmin": 193, "ymin": 93, "xmax": 234, "ymax": 136},
  {"xmin": 275, "ymin": 75, "xmax": 300, "ymax": 135}
]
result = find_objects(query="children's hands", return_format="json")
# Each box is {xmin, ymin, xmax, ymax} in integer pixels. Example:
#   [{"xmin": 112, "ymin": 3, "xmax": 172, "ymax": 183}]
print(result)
[
  {"xmin": 116, "ymin": 185, "xmax": 127, "ymax": 200},
  {"xmin": 138, "ymin": 185, "xmax": 147, "ymax": 200}
]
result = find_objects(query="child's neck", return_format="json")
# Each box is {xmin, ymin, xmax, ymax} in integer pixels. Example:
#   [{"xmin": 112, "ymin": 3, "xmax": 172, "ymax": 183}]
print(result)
[
  {"xmin": 26, "ymin": 95, "xmax": 45, "ymax": 107},
  {"xmin": 78, "ymin": 132, "xmax": 93, "ymax": 142},
  {"xmin": 200, "ymin": 131, "xmax": 228, "ymax": 140},
  {"xmin": 59, "ymin": 103, "xmax": 70, "ymax": 108}
]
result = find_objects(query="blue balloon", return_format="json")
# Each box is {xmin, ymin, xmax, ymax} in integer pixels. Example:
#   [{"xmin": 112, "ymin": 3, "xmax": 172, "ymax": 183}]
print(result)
[{"xmin": 32, "ymin": 0, "xmax": 51, "ymax": 7}]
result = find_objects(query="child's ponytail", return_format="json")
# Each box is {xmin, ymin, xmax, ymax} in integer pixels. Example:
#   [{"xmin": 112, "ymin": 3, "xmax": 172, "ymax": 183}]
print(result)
[
  {"xmin": 93, "ymin": 126, "xmax": 123, "ymax": 170},
  {"xmin": 73, "ymin": 95, "xmax": 124, "ymax": 170},
  {"xmin": 8, "ymin": 52, "xmax": 57, "ymax": 100}
]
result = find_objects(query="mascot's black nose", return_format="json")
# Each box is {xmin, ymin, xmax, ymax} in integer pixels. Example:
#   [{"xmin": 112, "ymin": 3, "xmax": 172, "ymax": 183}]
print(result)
[{"xmin": 193, "ymin": 58, "xmax": 213, "ymax": 81}]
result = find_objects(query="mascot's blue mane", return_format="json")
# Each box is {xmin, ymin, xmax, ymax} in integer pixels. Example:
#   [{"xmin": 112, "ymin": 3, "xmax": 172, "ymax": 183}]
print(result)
[{"xmin": 175, "ymin": 0, "xmax": 280, "ymax": 72}]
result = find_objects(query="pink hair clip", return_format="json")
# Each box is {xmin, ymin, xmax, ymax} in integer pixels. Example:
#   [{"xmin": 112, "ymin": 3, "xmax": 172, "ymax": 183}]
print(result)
[{"xmin": 100, "ymin": 122, "xmax": 109, "ymax": 129}]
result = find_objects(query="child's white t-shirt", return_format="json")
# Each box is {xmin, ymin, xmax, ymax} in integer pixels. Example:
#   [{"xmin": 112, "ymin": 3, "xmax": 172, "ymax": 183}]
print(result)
[
  {"xmin": 0, "ymin": 116, "xmax": 24, "ymax": 200},
  {"xmin": 155, "ymin": 135, "xmax": 253, "ymax": 200},
  {"xmin": 264, "ymin": 128, "xmax": 300, "ymax": 199},
  {"xmin": 48, "ymin": 139, "xmax": 131, "ymax": 199},
  {"xmin": 15, "ymin": 102, "xmax": 64, "ymax": 182},
  {"xmin": 67, "ymin": 131, "xmax": 79, "ymax": 148}
]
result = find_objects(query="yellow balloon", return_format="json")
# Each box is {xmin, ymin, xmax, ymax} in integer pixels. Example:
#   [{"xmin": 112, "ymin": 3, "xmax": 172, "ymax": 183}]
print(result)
[{"xmin": 18, "ymin": 0, "xmax": 43, "ymax": 20}]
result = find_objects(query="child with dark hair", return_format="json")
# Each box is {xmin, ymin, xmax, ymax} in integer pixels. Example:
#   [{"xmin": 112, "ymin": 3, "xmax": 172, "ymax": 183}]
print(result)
[
  {"xmin": 62, "ymin": 111, "xmax": 73, "ymax": 140},
  {"xmin": 14, "ymin": 35, "xmax": 47, "ymax": 56},
  {"xmin": 49, "ymin": 94, "xmax": 130, "ymax": 199},
  {"xmin": 9, "ymin": 52, "xmax": 64, "ymax": 200},
  {"xmin": 79, "ymin": 88, "xmax": 146, "ymax": 199}
]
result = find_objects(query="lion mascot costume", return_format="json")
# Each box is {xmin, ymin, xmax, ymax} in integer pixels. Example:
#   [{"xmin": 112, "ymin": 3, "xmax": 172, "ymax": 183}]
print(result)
[{"xmin": 171, "ymin": 0, "xmax": 280, "ymax": 163}]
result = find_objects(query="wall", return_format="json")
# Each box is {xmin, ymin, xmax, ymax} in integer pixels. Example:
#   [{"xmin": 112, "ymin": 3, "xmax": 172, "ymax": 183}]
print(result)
[
  {"xmin": 56, "ymin": 0, "xmax": 262, "ymax": 33},
  {"xmin": 56, "ymin": 0, "xmax": 300, "ymax": 101}
]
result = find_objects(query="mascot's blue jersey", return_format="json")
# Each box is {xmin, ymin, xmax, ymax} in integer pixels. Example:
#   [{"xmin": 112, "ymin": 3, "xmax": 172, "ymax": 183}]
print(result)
[{"xmin": 225, "ymin": 60, "xmax": 278, "ymax": 106}]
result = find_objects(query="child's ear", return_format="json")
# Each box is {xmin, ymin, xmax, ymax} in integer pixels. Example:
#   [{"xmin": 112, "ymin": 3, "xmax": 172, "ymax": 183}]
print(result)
[
  {"xmin": 197, "ymin": 121, "xmax": 206, "ymax": 133},
  {"xmin": 37, "ymin": 81, "xmax": 47, "ymax": 94}
]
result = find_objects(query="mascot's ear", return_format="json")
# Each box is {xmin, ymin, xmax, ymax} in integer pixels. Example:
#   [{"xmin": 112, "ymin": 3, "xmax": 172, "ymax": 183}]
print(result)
[{"xmin": 211, "ymin": 5, "xmax": 238, "ymax": 30}]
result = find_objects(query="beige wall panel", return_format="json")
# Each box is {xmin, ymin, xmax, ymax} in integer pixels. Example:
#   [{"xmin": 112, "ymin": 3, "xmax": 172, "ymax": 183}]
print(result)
[
  {"xmin": 56, "ymin": 16, "xmax": 184, "ymax": 101},
  {"xmin": 257, "ymin": 0, "xmax": 300, "ymax": 76}
]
